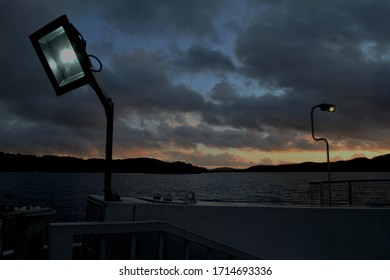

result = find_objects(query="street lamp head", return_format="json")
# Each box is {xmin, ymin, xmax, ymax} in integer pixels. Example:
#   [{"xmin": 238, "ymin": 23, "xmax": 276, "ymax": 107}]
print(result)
[
  {"xmin": 29, "ymin": 15, "xmax": 91, "ymax": 96},
  {"xmin": 320, "ymin": 103, "xmax": 336, "ymax": 112}
]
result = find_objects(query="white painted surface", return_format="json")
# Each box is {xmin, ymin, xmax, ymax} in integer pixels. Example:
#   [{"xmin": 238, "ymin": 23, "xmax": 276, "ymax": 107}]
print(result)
[{"xmin": 89, "ymin": 195, "xmax": 390, "ymax": 259}]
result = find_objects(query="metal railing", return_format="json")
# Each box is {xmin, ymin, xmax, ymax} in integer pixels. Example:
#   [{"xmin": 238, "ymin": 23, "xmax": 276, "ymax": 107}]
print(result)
[
  {"xmin": 310, "ymin": 179, "xmax": 390, "ymax": 207},
  {"xmin": 48, "ymin": 220, "xmax": 263, "ymax": 260}
]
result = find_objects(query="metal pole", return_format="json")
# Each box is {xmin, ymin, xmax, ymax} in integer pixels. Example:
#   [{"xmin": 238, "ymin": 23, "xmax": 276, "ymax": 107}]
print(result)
[
  {"xmin": 311, "ymin": 105, "xmax": 332, "ymax": 206},
  {"xmin": 319, "ymin": 182, "xmax": 324, "ymax": 206},
  {"xmin": 89, "ymin": 72, "xmax": 116, "ymax": 201},
  {"xmin": 325, "ymin": 138, "xmax": 331, "ymax": 206},
  {"xmin": 348, "ymin": 181, "xmax": 353, "ymax": 206}
]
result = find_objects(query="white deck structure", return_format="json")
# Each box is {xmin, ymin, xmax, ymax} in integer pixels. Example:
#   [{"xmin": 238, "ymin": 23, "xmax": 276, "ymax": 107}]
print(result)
[{"xmin": 63, "ymin": 195, "xmax": 390, "ymax": 259}]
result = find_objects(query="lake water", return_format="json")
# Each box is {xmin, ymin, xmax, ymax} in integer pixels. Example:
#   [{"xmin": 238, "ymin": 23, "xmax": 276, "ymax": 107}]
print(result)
[{"xmin": 1, "ymin": 172, "xmax": 390, "ymax": 222}]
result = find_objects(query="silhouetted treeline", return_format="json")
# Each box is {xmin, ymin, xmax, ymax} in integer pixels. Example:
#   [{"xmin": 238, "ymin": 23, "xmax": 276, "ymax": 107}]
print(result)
[
  {"xmin": 244, "ymin": 154, "xmax": 390, "ymax": 172},
  {"xmin": 2, "ymin": 152, "xmax": 390, "ymax": 173},
  {"xmin": 211, "ymin": 154, "xmax": 390, "ymax": 172},
  {"xmin": 0, "ymin": 152, "xmax": 208, "ymax": 174}
]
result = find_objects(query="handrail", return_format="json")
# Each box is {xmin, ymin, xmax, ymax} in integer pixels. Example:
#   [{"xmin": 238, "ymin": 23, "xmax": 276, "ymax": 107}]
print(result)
[
  {"xmin": 310, "ymin": 179, "xmax": 390, "ymax": 207},
  {"xmin": 310, "ymin": 178, "xmax": 390, "ymax": 184},
  {"xmin": 48, "ymin": 220, "xmax": 263, "ymax": 260}
]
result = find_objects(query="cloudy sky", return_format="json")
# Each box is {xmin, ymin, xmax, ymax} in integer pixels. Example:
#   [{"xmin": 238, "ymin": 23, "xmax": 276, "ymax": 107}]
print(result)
[{"xmin": 2, "ymin": 0, "xmax": 390, "ymax": 168}]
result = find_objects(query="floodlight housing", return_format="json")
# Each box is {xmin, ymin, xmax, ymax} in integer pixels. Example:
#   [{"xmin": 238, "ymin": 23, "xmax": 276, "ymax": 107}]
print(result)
[{"xmin": 29, "ymin": 15, "xmax": 91, "ymax": 96}]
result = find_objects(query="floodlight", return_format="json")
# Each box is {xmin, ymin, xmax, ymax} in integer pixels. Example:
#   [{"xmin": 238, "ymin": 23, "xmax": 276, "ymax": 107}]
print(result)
[
  {"xmin": 30, "ymin": 15, "xmax": 117, "ymax": 201},
  {"xmin": 29, "ymin": 15, "xmax": 91, "ymax": 96}
]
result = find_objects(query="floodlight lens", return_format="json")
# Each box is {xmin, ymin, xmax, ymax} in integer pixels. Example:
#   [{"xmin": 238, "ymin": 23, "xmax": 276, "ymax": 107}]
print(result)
[
  {"xmin": 59, "ymin": 48, "xmax": 78, "ymax": 64},
  {"xmin": 38, "ymin": 26, "xmax": 85, "ymax": 87},
  {"xmin": 48, "ymin": 59, "xmax": 57, "ymax": 70}
]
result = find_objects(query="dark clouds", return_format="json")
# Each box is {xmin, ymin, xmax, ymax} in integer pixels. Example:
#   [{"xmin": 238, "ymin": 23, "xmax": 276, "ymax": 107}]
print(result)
[
  {"xmin": 174, "ymin": 44, "xmax": 237, "ymax": 73},
  {"xmin": 233, "ymin": 1, "xmax": 390, "ymax": 144},
  {"xmin": 97, "ymin": 0, "xmax": 223, "ymax": 39},
  {"xmin": 2, "ymin": 0, "xmax": 390, "ymax": 167},
  {"xmin": 107, "ymin": 50, "xmax": 210, "ymax": 114}
]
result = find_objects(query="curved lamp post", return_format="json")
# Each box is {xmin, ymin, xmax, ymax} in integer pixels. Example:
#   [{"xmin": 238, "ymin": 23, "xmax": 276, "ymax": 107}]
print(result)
[
  {"xmin": 29, "ymin": 15, "xmax": 118, "ymax": 201},
  {"xmin": 311, "ymin": 103, "xmax": 336, "ymax": 206}
]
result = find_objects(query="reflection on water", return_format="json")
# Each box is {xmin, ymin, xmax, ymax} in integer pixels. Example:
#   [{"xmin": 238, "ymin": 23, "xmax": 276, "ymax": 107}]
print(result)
[{"xmin": 0, "ymin": 172, "xmax": 389, "ymax": 222}]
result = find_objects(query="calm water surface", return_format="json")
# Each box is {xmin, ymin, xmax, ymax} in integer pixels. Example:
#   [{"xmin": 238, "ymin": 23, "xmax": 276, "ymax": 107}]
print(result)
[{"xmin": 1, "ymin": 172, "xmax": 389, "ymax": 222}]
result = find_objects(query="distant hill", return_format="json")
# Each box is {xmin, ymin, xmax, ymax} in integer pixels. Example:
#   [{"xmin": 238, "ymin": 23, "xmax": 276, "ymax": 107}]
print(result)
[
  {"xmin": 246, "ymin": 154, "xmax": 390, "ymax": 172},
  {"xmin": 2, "ymin": 152, "xmax": 390, "ymax": 173},
  {"xmin": 211, "ymin": 154, "xmax": 390, "ymax": 172},
  {"xmin": 209, "ymin": 167, "xmax": 239, "ymax": 172},
  {"xmin": 0, "ymin": 152, "xmax": 208, "ymax": 174}
]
